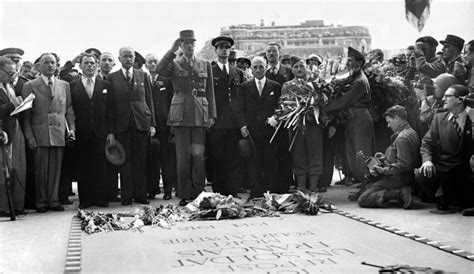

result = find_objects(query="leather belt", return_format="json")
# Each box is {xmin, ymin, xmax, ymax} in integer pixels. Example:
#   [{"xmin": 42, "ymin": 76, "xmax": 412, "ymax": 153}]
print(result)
[{"xmin": 191, "ymin": 89, "xmax": 206, "ymax": 97}]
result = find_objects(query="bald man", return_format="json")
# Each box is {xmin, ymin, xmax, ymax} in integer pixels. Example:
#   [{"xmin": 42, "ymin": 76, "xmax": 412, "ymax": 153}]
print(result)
[
  {"xmin": 106, "ymin": 47, "xmax": 156, "ymax": 205},
  {"xmin": 234, "ymin": 56, "xmax": 281, "ymax": 198},
  {"xmin": 22, "ymin": 53, "xmax": 76, "ymax": 213}
]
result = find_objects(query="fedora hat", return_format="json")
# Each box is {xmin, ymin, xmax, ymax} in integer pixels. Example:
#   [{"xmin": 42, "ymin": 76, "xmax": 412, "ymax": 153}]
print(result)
[
  {"xmin": 105, "ymin": 140, "xmax": 126, "ymax": 166},
  {"xmin": 238, "ymin": 138, "xmax": 252, "ymax": 158},
  {"xmin": 149, "ymin": 137, "xmax": 160, "ymax": 151}
]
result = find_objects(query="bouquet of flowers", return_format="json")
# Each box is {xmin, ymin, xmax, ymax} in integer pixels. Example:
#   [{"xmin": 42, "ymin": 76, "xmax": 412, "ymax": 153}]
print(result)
[
  {"xmin": 271, "ymin": 79, "xmax": 330, "ymax": 149},
  {"xmin": 364, "ymin": 61, "xmax": 414, "ymax": 121},
  {"xmin": 261, "ymin": 191, "xmax": 337, "ymax": 216},
  {"xmin": 78, "ymin": 204, "xmax": 188, "ymax": 234},
  {"xmin": 186, "ymin": 192, "xmax": 279, "ymax": 220}
]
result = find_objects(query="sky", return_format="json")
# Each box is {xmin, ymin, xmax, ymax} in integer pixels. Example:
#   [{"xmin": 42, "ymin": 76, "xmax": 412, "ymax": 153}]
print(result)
[{"xmin": 0, "ymin": 0, "xmax": 473, "ymax": 66}]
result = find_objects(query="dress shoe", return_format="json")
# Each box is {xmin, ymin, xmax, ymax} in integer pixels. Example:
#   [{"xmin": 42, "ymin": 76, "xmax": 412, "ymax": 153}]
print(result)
[
  {"xmin": 147, "ymin": 193, "xmax": 157, "ymax": 200},
  {"xmin": 15, "ymin": 209, "xmax": 27, "ymax": 215},
  {"xmin": 36, "ymin": 207, "xmax": 47, "ymax": 213},
  {"xmin": 121, "ymin": 199, "xmax": 132, "ymax": 206},
  {"xmin": 95, "ymin": 202, "xmax": 109, "ymax": 208},
  {"xmin": 163, "ymin": 194, "xmax": 172, "ymax": 200},
  {"xmin": 108, "ymin": 197, "xmax": 121, "ymax": 203},
  {"xmin": 179, "ymin": 199, "xmax": 189, "ymax": 206},
  {"xmin": 135, "ymin": 199, "xmax": 150, "ymax": 205},
  {"xmin": 334, "ymin": 178, "xmax": 346, "ymax": 185},
  {"xmin": 60, "ymin": 199, "xmax": 73, "ymax": 205},
  {"xmin": 461, "ymin": 208, "xmax": 474, "ymax": 216},
  {"xmin": 49, "ymin": 206, "xmax": 65, "ymax": 211},
  {"xmin": 317, "ymin": 187, "xmax": 328, "ymax": 193},
  {"xmin": 69, "ymin": 191, "xmax": 76, "ymax": 196},
  {"xmin": 79, "ymin": 203, "xmax": 92, "ymax": 209}
]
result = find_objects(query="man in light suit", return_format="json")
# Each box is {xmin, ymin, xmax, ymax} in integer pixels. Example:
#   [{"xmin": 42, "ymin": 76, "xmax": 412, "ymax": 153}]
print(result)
[
  {"xmin": 70, "ymin": 53, "xmax": 110, "ymax": 209},
  {"xmin": 234, "ymin": 56, "xmax": 281, "ymax": 198},
  {"xmin": 416, "ymin": 84, "xmax": 473, "ymax": 213},
  {"xmin": 156, "ymin": 30, "xmax": 216, "ymax": 206},
  {"xmin": 22, "ymin": 53, "xmax": 76, "ymax": 213},
  {"xmin": 106, "ymin": 47, "xmax": 156, "ymax": 206}
]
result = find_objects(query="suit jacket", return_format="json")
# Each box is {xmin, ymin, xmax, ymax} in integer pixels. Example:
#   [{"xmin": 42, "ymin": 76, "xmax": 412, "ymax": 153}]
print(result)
[
  {"xmin": 0, "ymin": 83, "xmax": 18, "ymax": 144},
  {"xmin": 13, "ymin": 76, "xmax": 28, "ymax": 97},
  {"xmin": 234, "ymin": 78, "xmax": 281, "ymax": 134},
  {"xmin": 265, "ymin": 64, "xmax": 294, "ymax": 86},
  {"xmin": 22, "ymin": 77, "xmax": 76, "ymax": 147},
  {"xmin": 70, "ymin": 77, "xmax": 110, "ymax": 141},
  {"xmin": 211, "ymin": 62, "xmax": 244, "ymax": 129},
  {"xmin": 107, "ymin": 69, "xmax": 155, "ymax": 134},
  {"xmin": 156, "ymin": 51, "xmax": 216, "ymax": 127},
  {"xmin": 150, "ymin": 74, "xmax": 173, "ymax": 132},
  {"xmin": 421, "ymin": 111, "xmax": 473, "ymax": 172}
]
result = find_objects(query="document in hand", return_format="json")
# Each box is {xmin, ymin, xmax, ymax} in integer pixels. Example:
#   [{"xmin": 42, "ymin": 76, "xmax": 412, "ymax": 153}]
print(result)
[{"xmin": 10, "ymin": 93, "xmax": 36, "ymax": 116}]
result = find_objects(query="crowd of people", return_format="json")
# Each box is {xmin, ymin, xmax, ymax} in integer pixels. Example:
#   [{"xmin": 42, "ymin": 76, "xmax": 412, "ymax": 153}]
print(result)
[{"xmin": 0, "ymin": 30, "xmax": 472, "ymax": 217}]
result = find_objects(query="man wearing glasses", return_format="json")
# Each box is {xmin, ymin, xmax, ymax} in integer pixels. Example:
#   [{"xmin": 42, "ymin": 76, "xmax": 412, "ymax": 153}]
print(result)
[{"xmin": 417, "ymin": 84, "xmax": 473, "ymax": 214}]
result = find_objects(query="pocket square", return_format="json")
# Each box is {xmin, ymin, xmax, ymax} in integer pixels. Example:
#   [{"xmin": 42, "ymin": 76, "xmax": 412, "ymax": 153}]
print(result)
[
  {"xmin": 102, "ymin": 89, "xmax": 107, "ymax": 94},
  {"xmin": 269, "ymin": 91, "xmax": 274, "ymax": 96}
]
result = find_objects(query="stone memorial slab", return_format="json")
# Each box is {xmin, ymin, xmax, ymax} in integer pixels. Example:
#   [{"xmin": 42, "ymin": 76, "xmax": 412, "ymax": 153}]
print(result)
[{"xmin": 82, "ymin": 213, "xmax": 473, "ymax": 273}]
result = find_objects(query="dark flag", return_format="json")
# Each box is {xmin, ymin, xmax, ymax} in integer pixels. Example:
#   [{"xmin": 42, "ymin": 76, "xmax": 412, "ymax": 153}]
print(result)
[{"xmin": 405, "ymin": 0, "xmax": 431, "ymax": 32}]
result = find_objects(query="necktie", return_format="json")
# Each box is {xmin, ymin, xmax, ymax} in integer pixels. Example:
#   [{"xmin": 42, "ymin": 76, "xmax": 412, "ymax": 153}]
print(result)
[
  {"xmin": 125, "ymin": 70, "xmax": 131, "ymax": 82},
  {"xmin": 222, "ymin": 65, "xmax": 228, "ymax": 77},
  {"xmin": 258, "ymin": 80, "xmax": 263, "ymax": 96},
  {"xmin": 451, "ymin": 114, "xmax": 462, "ymax": 136},
  {"xmin": 48, "ymin": 78, "xmax": 53, "ymax": 97},
  {"xmin": 86, "ymin": 78, "xmax": 94, "ymax": 98},
  {"xmin": 103, "ymin": 75, "xmax": 107, "ymax": 81}
]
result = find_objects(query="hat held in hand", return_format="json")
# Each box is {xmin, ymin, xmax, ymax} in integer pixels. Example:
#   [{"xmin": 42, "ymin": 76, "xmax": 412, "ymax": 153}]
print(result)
[{"xmin": 105, "ymin": 139, "xmax": 126, "ymax": 166}]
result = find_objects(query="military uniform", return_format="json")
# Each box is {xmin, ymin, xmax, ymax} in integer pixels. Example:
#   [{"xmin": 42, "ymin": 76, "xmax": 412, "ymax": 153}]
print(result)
[
  {"xmin": 208, "ymin": 60, "xmax": 244, "ymax": 196},
  {"xmin": 325, "ymin": 55, "xmax": 375, "ymax": 183},
  {"xmin": 281, "ymin": 78, "xmax": 323, "ymax": 192},
  {"xmin": 156, "ymin": 33, "xmax": 216, "ymax": 200}
]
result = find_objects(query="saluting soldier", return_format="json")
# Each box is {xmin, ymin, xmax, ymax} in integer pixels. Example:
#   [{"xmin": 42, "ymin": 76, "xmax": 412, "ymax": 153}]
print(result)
[
  {"xmin": 207, "ymin": 36, "xmax": 245, "ymax": 197},
  {"xmin": 156, "ymin": 30, "xmax": 216, "ymax": 206}
]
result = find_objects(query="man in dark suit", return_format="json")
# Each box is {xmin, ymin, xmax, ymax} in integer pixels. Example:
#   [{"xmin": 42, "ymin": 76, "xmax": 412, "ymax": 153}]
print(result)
[
  {"xmin": 97, "ymin": 52, "xmax": 120, "ymax": 202},
  {"xmin": 22, "ymin": 53, "xmax": 76, "ymax": 213},
  {"xmin": 207, "ymin": 36, "xmax": 245, "ymax": 197},
  {"xmin": 156, "ymin": 30, "xmax": 216, "ymax": 206},
  {"xmin": 106, "ymin": 47, "xmax": 156, "ymax": 206},
  {"xmin": 70, "ymin": 53, "xmax": 110, "ymax": 209},
  {"xmin": 145, "ymin": 53, "xmax": 177, "ymax": 200},
  {"xmin": 235, "ymin": 56, "xmax": 281, "ymax": 198},
  {"xmin": 264, "ymin": 42, "xmax": 294, "ymax": 194},
  {"xmin": 416, "ymin": 84, "xmax": 473, "ymax": 212}
]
